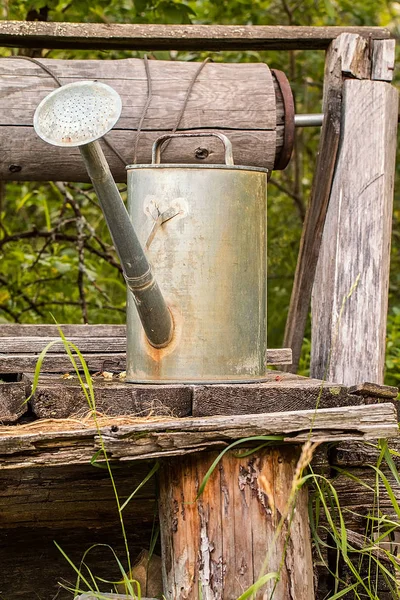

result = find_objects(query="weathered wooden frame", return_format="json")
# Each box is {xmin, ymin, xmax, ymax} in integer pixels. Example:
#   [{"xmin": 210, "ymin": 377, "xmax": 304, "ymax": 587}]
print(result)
[{"xmin": 0, "ymin": 23, "xmax": 398, "ymax": 600}]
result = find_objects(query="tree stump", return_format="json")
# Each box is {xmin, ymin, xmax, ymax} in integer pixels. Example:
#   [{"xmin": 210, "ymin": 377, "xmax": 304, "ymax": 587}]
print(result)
[{"xmin": 158, "ymin": 446, "xmax": 314, "ymax": 599}]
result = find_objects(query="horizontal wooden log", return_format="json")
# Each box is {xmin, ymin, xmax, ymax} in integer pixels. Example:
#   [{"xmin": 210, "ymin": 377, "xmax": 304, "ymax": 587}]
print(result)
[
  {"xmin": 0, "ymin": 22, "xmax": 391, "ymax": 51},
  {"xmin": 0, "ymin": 404, "xmax": 397, "ymax": 469},
  {"xmin": 0, "ymin": 57, "xmax": 287, "ymax": 177},
  {"xmin": 0, "ymin": 58, "xmax": 276, "ymax": 129},
  {"xmin": 0, "ymin": 462, "xmax": 156, "ymax": 528},
  {"xmin": 1, "ymin": 128, "xmax": 281, "ymax": 181}
]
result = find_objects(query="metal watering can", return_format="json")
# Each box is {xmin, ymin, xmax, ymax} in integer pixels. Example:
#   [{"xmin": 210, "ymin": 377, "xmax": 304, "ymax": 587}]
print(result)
[{"xmin": 34, "ymin": 81, "xmax": 268, "ymax": 383}]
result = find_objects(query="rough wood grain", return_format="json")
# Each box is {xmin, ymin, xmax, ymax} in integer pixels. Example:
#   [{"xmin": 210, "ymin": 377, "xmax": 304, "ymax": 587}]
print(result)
[
  {"xmin": 0, "ymin": 58, "xmax": 287, "ymax": 177},
  {"xmin": 372, "ymin": 39, "xmax": 396, "ymax": 81},
  {"xmin": 283, "ymin": 33, "xmax": 372, "ymax": 373},
  {"xmin": 0, "ymin": 336, "xmax": 128, "ymax": 353},
  {"xmin": 0, "ymin": 380, "xmax": 26, "ymax": 424},
  {"xmin": 332, "ymin": 439, "xmax": 400, "ymax": 468},
  {"xmin": 0, "ymin": 526, "xmax": 155, "ymax": 600},
  {"xmin": 0, "ymin": 58, "xmax": 277, "ymax": 129},
  {"xmin": 0, "ymin": 462, "xmax": 156, "ymax": 528},
  {"xmin": 0, "ymin": 345, "xmax": 292, "ymax": 372},
  {"xmin": 29, "ymin": 376, "xmax": 192, "ymax": 419},
  {"xmin": 0, "ymin": 352, "xmax": 128, "ymax": 373},
  {"xmin": 0, "ymin": 22, "xmax": 391, "ymax": 51},
  {"xmin": 311, "ymin": 79, "xmax": 399, "ymax": 385},
  {"xmin": 348, "ymin": 381, "xmax": 399, "ymax": 398},
  {"xmin": 0, "ymin": 323, "xmax": 126, "ymax": 337},
  {"xmin": 158, "ymin": 447, "xmax": 314, "ymax": 599},
  {"xmin": 324, "ymin": 467, "xmax": 400, "ymax": 530},
  {"xmin": 0, "ymin": 404, "xmax": 396, "ymax": 469},
  {"xmin": 192, "ymin": 375, "xmax": 352, "ymax": 416},
  {"xmin": 1, "ymin": 127, "xmax": 280, "ymax": 182}
]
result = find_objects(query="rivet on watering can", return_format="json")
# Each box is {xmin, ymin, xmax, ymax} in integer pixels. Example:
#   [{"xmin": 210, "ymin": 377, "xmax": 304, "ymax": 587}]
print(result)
[
  {"xmin": 194, "ymin": 146, "xmax": 209, "ymax": 160},
  {"xmin": 9, "ymin": 164, "xmax": 22, "ymax": 173}
]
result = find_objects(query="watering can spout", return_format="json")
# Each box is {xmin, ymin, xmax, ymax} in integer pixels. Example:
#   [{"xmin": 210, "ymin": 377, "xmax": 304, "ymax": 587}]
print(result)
[{"xmin": 33, "ymin": 81, "xmax": 174, "ymax": 348}]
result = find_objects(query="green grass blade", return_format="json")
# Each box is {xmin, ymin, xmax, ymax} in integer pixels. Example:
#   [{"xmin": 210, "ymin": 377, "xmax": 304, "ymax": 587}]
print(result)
[
  {"xmin": 120, "ymin": 461, "xmax": 160, "ymax": 511},
  {"xmin": 24, "ymin": 339, "xmax": 61, "ymax": 403},
  {"xmin": 235, "ymin": 572, "xmax": 279, "ymax": 599},
  {"xmin": 196, "ymin": 435, "xmax": 283, "ymax": 499}
]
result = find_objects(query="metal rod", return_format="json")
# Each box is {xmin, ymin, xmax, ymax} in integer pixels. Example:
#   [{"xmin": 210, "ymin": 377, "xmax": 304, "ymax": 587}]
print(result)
[
  {"xmin": 295, "ymin": 113, "xmax": 324, "ymax": 127},
  {"xmin": 80, "ymin": 142, "xmax": 174, "ymax": 348}
]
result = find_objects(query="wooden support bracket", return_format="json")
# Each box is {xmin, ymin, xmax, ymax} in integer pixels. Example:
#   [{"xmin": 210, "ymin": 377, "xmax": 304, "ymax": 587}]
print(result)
[{"xmin": 283, "ymin": 32, "xmax": 373, "ymax": 373}]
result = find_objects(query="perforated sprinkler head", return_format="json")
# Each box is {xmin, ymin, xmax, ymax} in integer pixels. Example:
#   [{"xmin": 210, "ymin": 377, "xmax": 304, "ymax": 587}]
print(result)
[{"xmin": 33, "ymin": 80, "xmax": 122, "ymax": 148}]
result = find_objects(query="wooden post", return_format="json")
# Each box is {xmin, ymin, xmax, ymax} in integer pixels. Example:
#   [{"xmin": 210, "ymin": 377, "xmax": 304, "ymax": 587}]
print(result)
[
  {"xmin": 283, "ymin": 33, "xmax": 372, "ymax": 372},
  {"xmin": 158, "ymin": 446, "xmax": 314, "ymax": 600},
  {"xmin": 311, "ymin": 39, "xmax": 398, "ymax": 385}
]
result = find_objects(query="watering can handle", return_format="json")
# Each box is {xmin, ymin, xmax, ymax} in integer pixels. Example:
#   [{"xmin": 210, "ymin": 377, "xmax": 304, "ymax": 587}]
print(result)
[{"xmin": 151, "ymin": 132, "xmax": 234, "ymax": 166}]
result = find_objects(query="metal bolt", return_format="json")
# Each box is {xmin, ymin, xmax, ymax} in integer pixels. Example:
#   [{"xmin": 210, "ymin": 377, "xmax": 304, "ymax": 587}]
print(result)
[{"xmin": 195, "ymin": 146, "xmax": 209, "ymax": 160}]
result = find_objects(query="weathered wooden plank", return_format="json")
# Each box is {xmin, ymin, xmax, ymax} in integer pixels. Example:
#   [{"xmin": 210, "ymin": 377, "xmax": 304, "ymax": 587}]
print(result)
[
  {"xmin": 0, "ymin": 346, "xmax": 291, "ymax": 370},
  {"xmin": 0, "ymin": 323, "xmax": 126, "ymax": 337},
  {"xmin": 0, "ymin": 22, "xmax": 391, "ymax": 51},
  {"xmin": 348, "ymin": 381, "xmax": 399, "ymax": 398},
  {"xmin": 325, "ymin": 467, "xmax": 400, "ymax": 530},
  {"xmin": 0, "ymin": 380, "xmax": 26, "ymax": 424},
  {"xmin": 0, "ymin": 336, "xmax": 127, "ymax": 353},
  {"xmin": 0, "ymin": 404, "xmax": 396, "ymax": 469},
  {"xmin": 372, "ymin": 39, "xmax": 396, "ymax": 81},
  {"xmin": 0, "ymin": 352, "xmax": 127, "ymax": 373},
  {"xmin": 192, "ymin": 376, "xmax": 352, "ymax": 416},
  {"xmin": 0, "ymin": 462, "xmax": 156, "ymax": 528},
  {"xmin": 29, "ymin": 376, "xmax": 192, "ymax": 419},
  {"xmin": 332, "ymin": 439, "xmax": 400, "ymax": 467},
  {"xmin": 283, "ymin": 33, "xmax": 372, "ymax": 373},
  {"xmin": 159, "ymin": 447, "xmax": 314, "ymax": 599},
  {"xmin": 311, "ymin": 79, "xmax": 398, "ymax": 384}
]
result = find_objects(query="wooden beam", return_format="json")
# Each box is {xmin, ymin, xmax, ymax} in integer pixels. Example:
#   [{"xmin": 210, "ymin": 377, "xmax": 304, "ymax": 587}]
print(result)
[
  {"xmin": 311, "ymin": 78, "xmax": 398, "ymax": 385},
  {"xmin": 283, "ymin": 33, "xmax": 372, "ymax": 372},
  {"xmin": 372, "ymin": 39, "xmax": 396, "ymax": 81},
  {"xmin": 0, "ymin": 404, "xmax": 397, "ymax": 469},
  {"xmin": 0, "ymin": 22, "xmax": 391, "ymax": 51}
]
